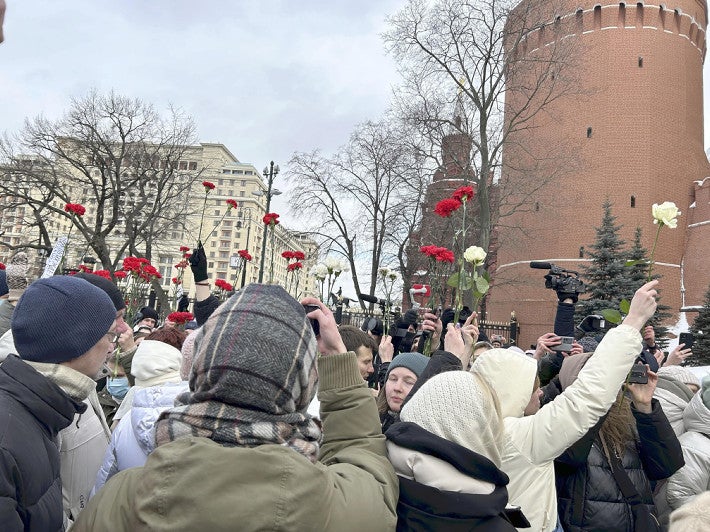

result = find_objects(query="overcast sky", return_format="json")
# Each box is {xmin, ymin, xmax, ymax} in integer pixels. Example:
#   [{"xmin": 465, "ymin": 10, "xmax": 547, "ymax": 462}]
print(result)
[{"xmin": 0, "ymin": 0, "xmax": 408, "ymax": 221}]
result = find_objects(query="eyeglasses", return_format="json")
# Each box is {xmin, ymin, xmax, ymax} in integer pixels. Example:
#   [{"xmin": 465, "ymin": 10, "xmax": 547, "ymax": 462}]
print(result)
[{"xmin": 105, "ymin": 332, "xmax": 120, "ymax": 344}]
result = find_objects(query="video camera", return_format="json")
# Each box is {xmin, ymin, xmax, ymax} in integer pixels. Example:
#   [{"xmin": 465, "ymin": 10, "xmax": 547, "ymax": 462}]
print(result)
[{"xmin": 530, "ymin": 261, "xmax": 585, "ymax": 300}]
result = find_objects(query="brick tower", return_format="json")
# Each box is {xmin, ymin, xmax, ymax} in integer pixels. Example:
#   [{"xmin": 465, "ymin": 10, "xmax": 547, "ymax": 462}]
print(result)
[{"xmin": 489, "ymin": 1, "xmax": 710, "ymax": 348}]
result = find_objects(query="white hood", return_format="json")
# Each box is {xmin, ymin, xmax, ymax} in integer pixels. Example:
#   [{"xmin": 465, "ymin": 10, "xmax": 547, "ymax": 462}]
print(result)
[
  {"xmin": 470, "ymin": 348, "xmax": 538, "ymax": 419},
  {"xmin": 683, "ymin": 392, "xmax": 710, "ymax": 436},
  {"xmin": 131, "ymin": 340, "xmax": 182, "ymax": 386}
]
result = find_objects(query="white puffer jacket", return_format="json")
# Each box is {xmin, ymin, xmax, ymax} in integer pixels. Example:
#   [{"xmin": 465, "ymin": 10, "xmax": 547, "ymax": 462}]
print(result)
[
  {"xmin": 666, "ymin": 392, "xmax": 710, "ymax": 510},
  {"xmin": 92, "ymin": 381, "xmax": 189, "ymax": 495},
  {"xmin": 471, "ymin": 324, "xmax": 642, "ymax": 532},
  {"xmin": 653, "ymin": 376, "xmax": 694, "ymax": 437}
]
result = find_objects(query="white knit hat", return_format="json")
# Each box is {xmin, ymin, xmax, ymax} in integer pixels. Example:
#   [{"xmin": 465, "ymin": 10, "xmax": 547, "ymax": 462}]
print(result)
[
  {"xmin": 401, "ymin": 371, "xmax": 504, "ymax": 466},
  {"xmin": 658, "ymin": 366, "xmax": 701, "ymax": 389},
  {"xmin": 131, "ymin": 340, "xmax": 182, "ymax": 386}
]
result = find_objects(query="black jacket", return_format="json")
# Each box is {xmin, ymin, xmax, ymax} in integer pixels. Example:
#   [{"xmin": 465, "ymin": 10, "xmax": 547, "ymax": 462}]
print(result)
[
  {"xmin": 555, "ymin": 399, "xmax": 684, "ymax": 532},
  {"xmin": 0, "ymin": 355, "xmax": 86, "ymax": 531},
  {"xmin": 386, "ymin": 422, "xmax": 521, "ymax": 531}
]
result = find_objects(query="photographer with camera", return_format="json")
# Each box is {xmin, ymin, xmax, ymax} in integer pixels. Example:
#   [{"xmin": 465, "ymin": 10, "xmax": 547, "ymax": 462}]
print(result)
[{"xmin": 529, "ymin": 262, "xmax": 586, "ymax": 388}]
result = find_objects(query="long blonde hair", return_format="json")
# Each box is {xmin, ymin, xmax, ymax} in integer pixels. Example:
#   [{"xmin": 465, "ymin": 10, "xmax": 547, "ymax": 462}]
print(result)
[{"xmin": 599, "ymin": 390, "xmax": 637, "ymax": 458}]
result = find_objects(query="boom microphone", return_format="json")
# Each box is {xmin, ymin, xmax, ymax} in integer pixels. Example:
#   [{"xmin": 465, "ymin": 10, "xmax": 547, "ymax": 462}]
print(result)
[{"xmin": 529, "ymin": 261, "xmax": 553, "ymax": 270}]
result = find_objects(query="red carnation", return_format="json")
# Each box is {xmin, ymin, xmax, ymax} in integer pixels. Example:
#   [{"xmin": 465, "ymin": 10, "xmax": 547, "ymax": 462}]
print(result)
[
  {"xmin": 434, "ymin": 198, "xmax": 462, "ymax": 217},
  {"xmin": 179, "ymin": 245, "xmax": 190, "ymax": 252},
  {"xmin": 172, "ymin": 277, "xmax": 181, "ymax": 285},
  {"xmin": 293, "ymin": 251, "xmax": 305, "ymax": 261},
  {"xmin": 92, "ymin": 269, "xmax": 112, "ymax": 280},
  {"xmin": 0, "ymin": 262, "xmax": 5, "ymax": 270},
  {"xmin": 420, "ymin": 245, "xmax": 439, "ymax": 258},
  {"xmin": 183, "ymin": 253, "xmax": 191, "ymax": 259},
  {"xmin": 287, "ymin": 262, "xmax": 303, "ymax": 272},
  {"xmin": 114, "ymin": 270, "xmax": 127, "ymax": 279},
  {"xmin": 79, "ymin": 264, "xmax": 92, "ymax": 273},
  {"xmin": 64, "ymin": 203, "xmax": 86, "ymax": 216},
  {"xmin": 202, "ymin": 181, "xmax": 216, "ymax": 191},
  {"xmin": 263, "ymin": 212, "xmax": 280, "ymax": 225},
  {"xmin": 452, "ymin": 186, "xmax": 475, "ymax": 202},
  {"xmin": 167, "ymin": 311, "xmax": 194, "ymax": 325},
  {"xmin": 435, "ymin": 248, "xmax": 455, "ymax": 263},
  {"xmin": 238, "ymin": 249, "xmax": 252, "ymax": 261},
  {"xmin": 226, "ymin": 199, "xmax": 238, "ymax": 209},
  {"xmin": 281, "ymin": 250, "xmax": 295, "ymax": 260}
]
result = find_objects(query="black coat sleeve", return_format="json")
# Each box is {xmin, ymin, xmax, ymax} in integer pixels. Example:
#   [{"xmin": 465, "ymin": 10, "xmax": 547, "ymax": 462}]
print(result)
[
  {"xmin": 540, "ymin": 375, "xmax": 563, "ymax": 407},
  {"xmin": 554, "ymin": 302, "xmax": 575, "ymax": 337},
  {"xmin": 193, "ymin": 295, "xmax": 221, "ymax": 326},
  {"xmin": 632, "ymin": 399, "xmax": 685, "ymax": 481}
]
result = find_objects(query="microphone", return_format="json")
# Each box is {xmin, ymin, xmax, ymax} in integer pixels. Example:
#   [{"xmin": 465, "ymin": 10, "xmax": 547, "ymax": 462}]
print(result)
[
  {"xmin": 529, "ymin": 261, "xmax": 553, "ymax": 270},
  {"xmin": 358, "ymin": 293, "xmax": 380, "ymax": 304}
]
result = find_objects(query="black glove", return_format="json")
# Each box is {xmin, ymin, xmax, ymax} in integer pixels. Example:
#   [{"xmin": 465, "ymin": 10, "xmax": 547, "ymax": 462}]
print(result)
[
  {"xmin": 556, "ymin": 289, "xmax": 579, "ymax": 304},
  {"xmin": 189, "ymin": 242, "xmax": 208, "ymax": 283}
]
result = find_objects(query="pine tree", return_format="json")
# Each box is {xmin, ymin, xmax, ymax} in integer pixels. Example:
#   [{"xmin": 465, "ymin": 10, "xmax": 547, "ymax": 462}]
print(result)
[
  {"xmin": 576, "ymin": 201, "xmax": 636, "ymax": 326},
  {"xmin": 689, "ymin": 284, "xmax": 710, "ymax": 366},
  {"xmin": 626, "ymin": 227, "xmax": 672, "ymax": 349}
]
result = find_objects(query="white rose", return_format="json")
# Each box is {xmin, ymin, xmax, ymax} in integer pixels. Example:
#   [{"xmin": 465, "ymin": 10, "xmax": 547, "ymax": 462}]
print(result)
[
  {"xmin": 378, "ymin": 267, "xmax": 390, "ymax": 278},
  {"xmin": 311, "ymin": 263, "xmax": 328, "ymax": 279},
  {"xmin": 338, "ymin": 260, "xmax": 350, "ymax": 274},
  {"xmin": 463, "ymin": 245, "xmax": 487, "ymax": 265},
  {"xmin": 388, "ymin": 271, "xmax": 399, "ymax": 282},
  {"xmin": 325, "ymin": 256, "xmax": 339, "ymax": 271},
  {"xmin": 652, "ymin": 202, "xmax": 681, "ymax": 228}
]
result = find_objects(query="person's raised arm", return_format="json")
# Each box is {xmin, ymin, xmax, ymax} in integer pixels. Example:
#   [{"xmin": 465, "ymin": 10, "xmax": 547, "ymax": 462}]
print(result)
[{"xmin": 522, "ymin": 281, "xmax": 658, "ymax": 463}]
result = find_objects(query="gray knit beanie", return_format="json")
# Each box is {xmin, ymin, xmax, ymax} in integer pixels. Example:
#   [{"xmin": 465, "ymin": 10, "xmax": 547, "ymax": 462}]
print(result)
[
  {"xmin": 386, "ymin": 352, "xmax": 429, "ymax": 381},
  {"xmin": 11, "ymin": 276, "xmax": 116, "ymax": 363},
  {"xmin": 658, "ymin": 366, "xmax": 701, "ymax": 390}
]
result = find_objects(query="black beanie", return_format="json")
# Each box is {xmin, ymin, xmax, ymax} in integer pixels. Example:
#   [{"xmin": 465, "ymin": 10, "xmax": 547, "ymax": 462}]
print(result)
[
  {"xmin": 74, "ymin": 272, "xmax": 126, "ymax": 311},
  {"xmin": 139, "ymin": 306, "xmax": 159, "ymax": 322},
  {"xmin": 11, "ymin": 276, "xmax": 117, "ymax": 364}
]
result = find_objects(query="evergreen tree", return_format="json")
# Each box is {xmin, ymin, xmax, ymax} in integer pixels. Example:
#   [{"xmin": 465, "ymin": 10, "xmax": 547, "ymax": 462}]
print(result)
[
  {"xmin": 626, "ymin": 227, "xmax": 672, "ymax": 349},
  {"xmin": 576, "ymin": 201, "xmax": 637, "ymax": 326},
  {"xmin": 689, "ymin": 284, "xmax": 710, "ymax": 366}
]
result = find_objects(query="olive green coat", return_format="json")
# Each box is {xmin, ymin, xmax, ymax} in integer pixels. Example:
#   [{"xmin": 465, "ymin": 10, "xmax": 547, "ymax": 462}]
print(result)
[{"xmin": 74, "ymin": 353, "xmax": 398, "ymax": 531}]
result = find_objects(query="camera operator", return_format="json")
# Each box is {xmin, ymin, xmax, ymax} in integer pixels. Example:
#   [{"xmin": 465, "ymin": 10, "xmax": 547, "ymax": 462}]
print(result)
[{"xmin": 535, "ymin": 265, "xmax": 584, "ymax": 387}]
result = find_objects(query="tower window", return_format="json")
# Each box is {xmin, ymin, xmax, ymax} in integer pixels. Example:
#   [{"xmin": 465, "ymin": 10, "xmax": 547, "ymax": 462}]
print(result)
[
  {"xmin": 638, "ymin": 56, "xmax": 643, "ymax": 67},
  {"xmin": 579, "ymin": 246, "xmax": 585, "ymax": 258},
  {"xmin": 535, "ymin": 202, "xmax": 540, "ymax": 212},
  {"xmin": 587, "ymin": 126, "xmax": 593, "ymax": 138},
  {"xmin": 631, "ymin": 195, "xmax": 636, "ymax": 207}
]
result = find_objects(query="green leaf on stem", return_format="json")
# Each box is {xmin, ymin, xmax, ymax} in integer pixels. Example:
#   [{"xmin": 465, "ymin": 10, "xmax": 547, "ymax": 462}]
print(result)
[
  {"xmin": 600, "ymin": 308, "xmax": 623, "ymax": 324},
  {"xmin": 619, "ymin": 299, "xmax": 631, "ymax": 314},
  {"xmin": 474, "ymin": 275, "xmax": 489, "ymax": 294}
]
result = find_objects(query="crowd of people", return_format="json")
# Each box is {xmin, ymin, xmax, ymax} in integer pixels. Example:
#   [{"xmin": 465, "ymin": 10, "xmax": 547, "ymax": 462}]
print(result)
[{"xmin": 0, "ymin": 244, "xmax": 708, "ymax": 532}]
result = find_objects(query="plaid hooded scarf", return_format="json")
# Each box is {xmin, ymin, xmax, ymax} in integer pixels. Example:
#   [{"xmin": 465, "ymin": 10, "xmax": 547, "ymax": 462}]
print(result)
[{"xmin": 155, "ymin": 284, "xmax": 322, "ymax": 463}]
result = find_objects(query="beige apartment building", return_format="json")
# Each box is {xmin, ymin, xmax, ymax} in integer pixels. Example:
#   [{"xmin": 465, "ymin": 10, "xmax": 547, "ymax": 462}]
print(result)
[{"xmin": 0, "ymin": 142, "xmax": 318, "ymax": 299}]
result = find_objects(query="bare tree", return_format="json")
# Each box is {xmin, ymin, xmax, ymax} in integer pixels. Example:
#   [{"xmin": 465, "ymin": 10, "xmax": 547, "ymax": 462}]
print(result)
[
  {"xmin": 288, "ymin": 117, "xmax": 426, "ymax": 306},
  {"xmin": 383, "ymin": 0, "xmax": 582, "ymax": 257},
  {"xmin": 0, "ymin": 90, "xmax": 202, "ymax": 278}
]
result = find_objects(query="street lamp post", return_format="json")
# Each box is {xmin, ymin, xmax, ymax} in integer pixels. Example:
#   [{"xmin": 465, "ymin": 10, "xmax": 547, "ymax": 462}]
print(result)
[
  {"xmin": 256, "ymin": 161, "xmax": 280, "ymax": 283},
  {"xmin": 236, "ymin": 207, "xmax": 252, "ymax": 288}
]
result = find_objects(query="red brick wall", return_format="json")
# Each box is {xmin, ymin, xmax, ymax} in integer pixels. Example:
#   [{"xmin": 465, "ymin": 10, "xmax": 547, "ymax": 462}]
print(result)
[{"xmin": 491, "ymin": 1, "xmax": 710, "ymax": 347}]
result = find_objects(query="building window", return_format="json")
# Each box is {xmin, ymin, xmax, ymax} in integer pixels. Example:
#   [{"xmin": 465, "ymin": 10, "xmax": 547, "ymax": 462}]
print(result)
[
  {"xmin": 179, "ymin": 161, "xmax": 188, "ymax": 170},
  {"xmin": 214, "ymin": 209, "xmax": 220, "ymax": 216},
  {"xmin": 189, "ymin": 161, "xmax": 198, "ymax": 170},
  {"xmin": 535, "ymin": 202, "xmax": 540, "ymax": 212},
  {"xmin": 587, "ymin": 126, "xmax": 593, "ymax": 138},
  {"xmin": 630, "ymin": 195, "xmax": 636, "ymax": 207},
  {"xmin": 223, "ymin": 169, "xmax": 231, "ymax": 174},
  {"xmin": 208, "ymin": 262, "xmax": 214, "ymax": 268},
  {"xmin": 579, "ymin": 246, "xmax": 585, "ymax": 258},
  {"xmin": 638, "ymin": 56, "xmax": 643, "ymax": 67},
  {"xmin": 210, "ymin": 252, "xmax": 215, "ymax": 258},
  {"xmin": 245, "ymin": 170, "xmax": 253, "ymax": 175},
  {"xmin": 240, "ymin": 191, "xmax": 245, "ymax": 197}
]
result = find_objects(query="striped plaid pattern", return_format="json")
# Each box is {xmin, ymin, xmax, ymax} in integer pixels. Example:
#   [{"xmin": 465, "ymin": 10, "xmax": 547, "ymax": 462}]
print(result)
[{"xmin": 155, "ymin": 284, "xmax": 322, "ymax": 463}]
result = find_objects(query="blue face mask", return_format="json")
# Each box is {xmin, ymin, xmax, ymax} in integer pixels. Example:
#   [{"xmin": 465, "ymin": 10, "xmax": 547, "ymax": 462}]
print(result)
[{"xmin": 107, "ymin": 376, "xmax": 130, "ymax": 401}]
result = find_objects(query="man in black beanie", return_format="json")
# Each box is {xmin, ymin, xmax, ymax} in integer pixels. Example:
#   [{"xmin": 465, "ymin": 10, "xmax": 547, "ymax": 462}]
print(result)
[
  {"xmin": 76, "ymin": 284, "xmax": 398, "ymax": 531},
  {"xmin": 0, "ymin": 276, "xmax": 118, "ymax": 530}
]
